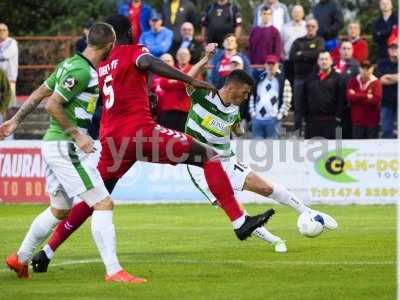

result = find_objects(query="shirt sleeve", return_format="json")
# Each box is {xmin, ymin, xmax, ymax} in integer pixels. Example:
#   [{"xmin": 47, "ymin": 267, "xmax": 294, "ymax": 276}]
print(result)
[
  {"xmin": 54, "ymin": 68, "xmax": 90, "ymax": 102},
  {"xmin": 44, "ymin": 70, "xmax": 57, "ymax": 91},
  {"xmin": 133, "ymin": 45, "xmax": 151, "ymax": 67}
]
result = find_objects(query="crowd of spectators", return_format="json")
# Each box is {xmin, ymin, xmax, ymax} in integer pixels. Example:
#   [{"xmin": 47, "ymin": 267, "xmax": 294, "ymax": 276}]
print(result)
[
  {"xmin": 0, "ymin": 0, "xmax": 398, "ymax": 140},
  {"xmin": 118, "ymin": 0, "xmax": 397, "ymax": 139}
]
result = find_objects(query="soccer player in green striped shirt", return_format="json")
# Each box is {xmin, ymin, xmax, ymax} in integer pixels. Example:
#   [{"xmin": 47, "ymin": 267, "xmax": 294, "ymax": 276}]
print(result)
[
  {"xmin": 186, "ymin": 44, "xmax": 338, "ymax": 252},
  {"xmin": 1, "ymin": 23, "xmax": 145, "ymax": 282}
]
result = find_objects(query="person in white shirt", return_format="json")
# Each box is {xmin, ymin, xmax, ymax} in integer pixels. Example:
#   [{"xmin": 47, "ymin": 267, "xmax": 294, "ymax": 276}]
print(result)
[
  {"xmin": 0, "ymin": 23, "xmax": 18, "ymax": 108},
  {"xmin": 281, "ymin": 5, "xmax": 306, "ymax": 61},
  {"xmin": 253, "ymin": 0, "xmax": 290, "ymax": 32},
  {"xmin": 281, "ymin": 5, "xmax": 306, "ymax": 84}
]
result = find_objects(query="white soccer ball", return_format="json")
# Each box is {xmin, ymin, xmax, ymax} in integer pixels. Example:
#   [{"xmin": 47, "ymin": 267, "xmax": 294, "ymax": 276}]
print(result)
[{"xmin": 297, "ymin": 211, "xmax": 324, "ymax": 238}]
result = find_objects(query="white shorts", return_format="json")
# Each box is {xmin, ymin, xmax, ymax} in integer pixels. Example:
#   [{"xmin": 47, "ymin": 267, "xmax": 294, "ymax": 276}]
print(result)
[
  {"xmin": 187, "ymin": 156, "xmax": 251, "ymax": 203},
  {"xmin": 43, "ymin": 141, "xmax": 109, "ymax": 209}
]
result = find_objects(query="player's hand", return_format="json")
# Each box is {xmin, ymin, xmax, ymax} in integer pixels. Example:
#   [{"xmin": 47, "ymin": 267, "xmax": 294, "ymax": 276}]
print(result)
[
  {"xmin": 190, "ymin": 79, "xmax": 217, "ymax": 92},
  {"xmin": 73, "ymin": 131, "xmax": 95, "ymax": 153},
  {"xmin": 0, "ymin": 118, "xmax": 18, "ymax": 140},
  {"xmin": 205, "ymin": 43, "xmax": 218, "ymax": 59}
]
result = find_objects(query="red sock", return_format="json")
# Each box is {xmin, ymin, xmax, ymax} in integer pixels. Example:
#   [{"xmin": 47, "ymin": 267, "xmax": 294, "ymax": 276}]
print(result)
[
  {"xmin": 203, "ymin": 159, "xmax": 244, "ymax": 221},
  {"xmin": 48, "ymin": 201, "xmax": 94, "ymax": 252}
]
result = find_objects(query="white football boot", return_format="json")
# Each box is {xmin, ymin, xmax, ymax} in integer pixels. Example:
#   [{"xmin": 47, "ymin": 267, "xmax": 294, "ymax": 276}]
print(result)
[
  {"xmin": 310, "ymin": 210, "xmax": 338, "ymax": 230},
  {"xmin": 273, "ymin": 240, "xmax": 287, "ymax": 253}
]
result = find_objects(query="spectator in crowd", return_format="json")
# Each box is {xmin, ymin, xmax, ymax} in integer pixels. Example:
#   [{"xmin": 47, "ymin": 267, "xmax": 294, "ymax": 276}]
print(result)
[
  {"xmin": 281, "ymin": 5, "xmax": 306, "ymax": 83},
  {"xmin": 313, "ymin": 0, "xmax": 344, "ymax": 51},
  {"xmin": 169, "ymin": 22, "xmax": 203, "ymax": 64},
  {"xmin": 375, "ymin": 37, "xmax": 398, "ymax": 138},
  {"xmin": 289, "ymin": 18, "xmax": 324, "ymax": 133},
  {"xmin": 334, "ymin": 40, "xmax": 360, "ymax": 139},
  {"xmin": 0, "ymin": 68, "xmax": 11, "ymax": 123},
  {"xmin": 331, "ymin": 21, "xmax": 369, "ymax": 64},
  {"xmin": 253, "ymin": 0, "xmax": 290, "ymax": 32},
  {"xmin": 209, "ymin": 33, "xmax": 252, "ymax": 88},
  {"xmin": 347, "ymin": 61, "xmax": 382, "ymax": 139},
  {"xmin": 304, "ymin": 52, "xmax": 341, "ymax": 139},
  {"xmin": 151, "ymin": 53, "xmax": 175, "ymax": 108},
  {"xmin": 0, "ymin": 23, "xmax": 18, "ymax": 108},
  {"xmin": 249, "ymin": 55, "xmax": 292, "ymax": 139},
  {"xmin": 156, "ymin": 50, "xmax": 192, "ymax": 131},
  {"xmin": 161, "ymin": 0, "xmax": 197, "ymax": 45},
  {"xmin": 139, "ymin": 10, "xmax": 173, "ymax": 57},
  {"xmin": 118, "ymin": 0, "xmax": 152, "ymax": 43},
  {"xmin": 249, "ymin": 5, "xmax": 282, "ymax": 78},
  {"xmin": 201, "ymin": 0, "xmax": 242, "ymax": 47},
  {"xmin": 373, "ymin": 0, "xmax": 398, "ymax": 61},
  {"xmin": 75, "ymin": 20, "xmax": 93, "ymax": 53}
]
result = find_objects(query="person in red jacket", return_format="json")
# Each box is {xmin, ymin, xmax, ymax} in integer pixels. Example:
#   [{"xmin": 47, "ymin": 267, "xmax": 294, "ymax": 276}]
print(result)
[
  {"xmin": 331, "ymin": 21, "xmax": 369, "ymax": 64},
  {"xmin": 157, "ymin": 48, "xmax": 193, "ymax": 131},
  {"xmin": 347, "ymin": 60, "xmax": 382, "ymax": 139}
]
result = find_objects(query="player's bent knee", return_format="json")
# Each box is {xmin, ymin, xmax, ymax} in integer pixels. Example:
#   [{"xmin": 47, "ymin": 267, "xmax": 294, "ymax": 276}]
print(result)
[
  {"xmin": 244, "ymin": 172, "xmax": 273, "ymax": 196},
  {"xmin": 50, "ymin": 207, "xmax": 70, "ymax": 220}
]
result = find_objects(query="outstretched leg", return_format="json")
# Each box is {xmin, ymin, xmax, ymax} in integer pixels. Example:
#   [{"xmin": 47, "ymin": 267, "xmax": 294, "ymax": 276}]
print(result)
[
  {"xmin": 243, "ymin": 172, "xmax": 308, "ymax": 214},
  {"xmin": 185, "ymin": 140, "xmax": 275, "ymax": 240},
  {"xmin": 243, "ymin": 171, "xmax": 337, "ymax": 229}
]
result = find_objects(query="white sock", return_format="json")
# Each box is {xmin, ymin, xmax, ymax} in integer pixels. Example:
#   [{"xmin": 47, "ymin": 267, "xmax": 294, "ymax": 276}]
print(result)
[
  {"xmin": 270, "ymin": 183, "xmax": 308, "ymax": 214},
  {"xmin": 43, "ymin": 244, "xmax": 54, "ymax": 259},
  {"xmin": 232, "ymin": 214, "xmax": 246, "ymax": 229},
  {"xmin": 252, "ymin": 226, "xmax": 282, "ymax": 244},
  {"xmin": 17, "ymin": 207, "xmax": 60, "ymax": 264},
  {"xmin": 91, "ymin": 210, "xmax": 122, "ymax": 276}
]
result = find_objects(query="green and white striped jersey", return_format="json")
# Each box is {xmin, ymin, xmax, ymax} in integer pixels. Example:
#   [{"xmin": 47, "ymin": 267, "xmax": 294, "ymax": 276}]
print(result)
[
  {"xmin": 43, "ymin": 53, "xmax": 99, "ymax": 141},
  {"xmin": 186, "ymin": 88, "xmax": 240, "ymax": 156}
]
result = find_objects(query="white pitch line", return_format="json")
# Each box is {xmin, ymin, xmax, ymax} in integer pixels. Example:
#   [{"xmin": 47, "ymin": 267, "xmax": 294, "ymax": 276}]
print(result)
[{"xmin": 0, "ymin": 258, "xmax": 395, "ymax": 273}]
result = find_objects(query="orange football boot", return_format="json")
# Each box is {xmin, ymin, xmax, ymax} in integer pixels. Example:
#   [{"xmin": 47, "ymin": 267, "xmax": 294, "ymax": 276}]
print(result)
[
  {"xmin": 6, "ymin": 252, "xmax": 30, "ymax": 279},
  {"xmin": 105, "ymin": 270, "xmax": 147, "ymax": 283}
]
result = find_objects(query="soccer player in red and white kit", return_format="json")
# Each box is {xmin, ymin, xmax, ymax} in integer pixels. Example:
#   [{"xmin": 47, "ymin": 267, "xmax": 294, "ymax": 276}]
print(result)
[{"xmin": 30, "ymin": 15, "xmax": 275, "ymax": 276}]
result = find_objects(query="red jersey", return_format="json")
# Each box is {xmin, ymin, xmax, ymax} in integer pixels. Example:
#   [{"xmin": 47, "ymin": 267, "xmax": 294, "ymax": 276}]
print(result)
[
  {"xmin": 158, "ymin": 64, "xmax": 192, "ymax": 113},
  {"xmin": 96, "ymin": 44, "xmax": 193, "ymax": 181},
  {"xmin": 97, "ymin": 44, "xmax": 154, "ymax": 138}
]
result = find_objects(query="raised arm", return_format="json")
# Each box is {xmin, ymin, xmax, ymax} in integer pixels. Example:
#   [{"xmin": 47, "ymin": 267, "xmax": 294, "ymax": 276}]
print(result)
[
  {"xmin": 0, "ymin": 83, "xmax": 51, "ymax": 140},
  {"xmin": 137, "ymin": 53, "xmax": 216, "ymax": 91},
  {"xmin": 187, "ymin": 43, "xmax": 218, "ymax": 79}
]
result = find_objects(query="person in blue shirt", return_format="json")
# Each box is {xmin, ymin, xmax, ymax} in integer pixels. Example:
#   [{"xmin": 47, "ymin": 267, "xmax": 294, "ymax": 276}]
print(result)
[
  {"xmin": 117, "ymin": 0, "xmax": 153, "ymax": 43},
  {"xmin": 139, "ymin": 10, "xmax": 174, "ymax": 57}
]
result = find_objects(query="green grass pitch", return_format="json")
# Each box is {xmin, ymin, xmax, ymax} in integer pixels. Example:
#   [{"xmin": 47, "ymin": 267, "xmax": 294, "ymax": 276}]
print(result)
[{"xmin": 0, "ymin": 204, "xmax": 396, "ymax": 300}]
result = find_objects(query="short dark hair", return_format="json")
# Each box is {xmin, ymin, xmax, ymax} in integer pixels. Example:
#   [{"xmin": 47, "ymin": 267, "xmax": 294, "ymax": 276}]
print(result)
[
  {"xmin": 261, "ymin": 5, "xmax": 271, "ymax": 11},
  {"xmin": 318, "ymin": 51, "xmax": 331, "ymax": 58},
  {"xmin": 87, "ymin": 22, "xmax": 115, "ymax": 49},
  {"xmin": 225, "ymin": 69, "xmax": 254, "ymax": 87},
  {"xmin": 223, "ymin": 33, "xmax": 237, "ymax": 42},
  {"xmin": 105, "ymin": 15, "xmax": 132, "ymax": 44},
  {"xmin": 360, "ymin": 60, "xmax": 374, "ymax": 69},
  {"xmin": 340, "ymin": 38, "xmax": 351, "ymax": 43}
]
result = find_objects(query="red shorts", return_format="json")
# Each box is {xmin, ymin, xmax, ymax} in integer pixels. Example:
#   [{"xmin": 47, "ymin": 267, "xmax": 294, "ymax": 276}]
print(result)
[{"xmin": 98, "ymin": 124, "xmax": 193, "ymax": 181}]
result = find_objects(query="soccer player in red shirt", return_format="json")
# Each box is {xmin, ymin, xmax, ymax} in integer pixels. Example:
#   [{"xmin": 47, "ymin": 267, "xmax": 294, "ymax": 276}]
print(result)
[{"xmin": 30, "ymin": 15, "xmax": 274, "ymax": 275}]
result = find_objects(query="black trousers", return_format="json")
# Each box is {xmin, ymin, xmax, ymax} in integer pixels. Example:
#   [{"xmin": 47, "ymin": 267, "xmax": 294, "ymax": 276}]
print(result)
[
  {"xmin": 352, "ymin": 125, "xmax": 379, "ymax": 139},
  {"xmin": 305, "ymin": 118, "xmax": 337, "ymax": 139},
  {"xmin": 158, "ymin": 110, "xmax": 188, "ymax": 132}
]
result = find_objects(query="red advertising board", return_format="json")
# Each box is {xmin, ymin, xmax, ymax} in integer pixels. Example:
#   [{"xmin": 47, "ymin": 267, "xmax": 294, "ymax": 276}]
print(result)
[{"xmin": 0, "ymin": 147, "xmax": 49, "ymax": 203}]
